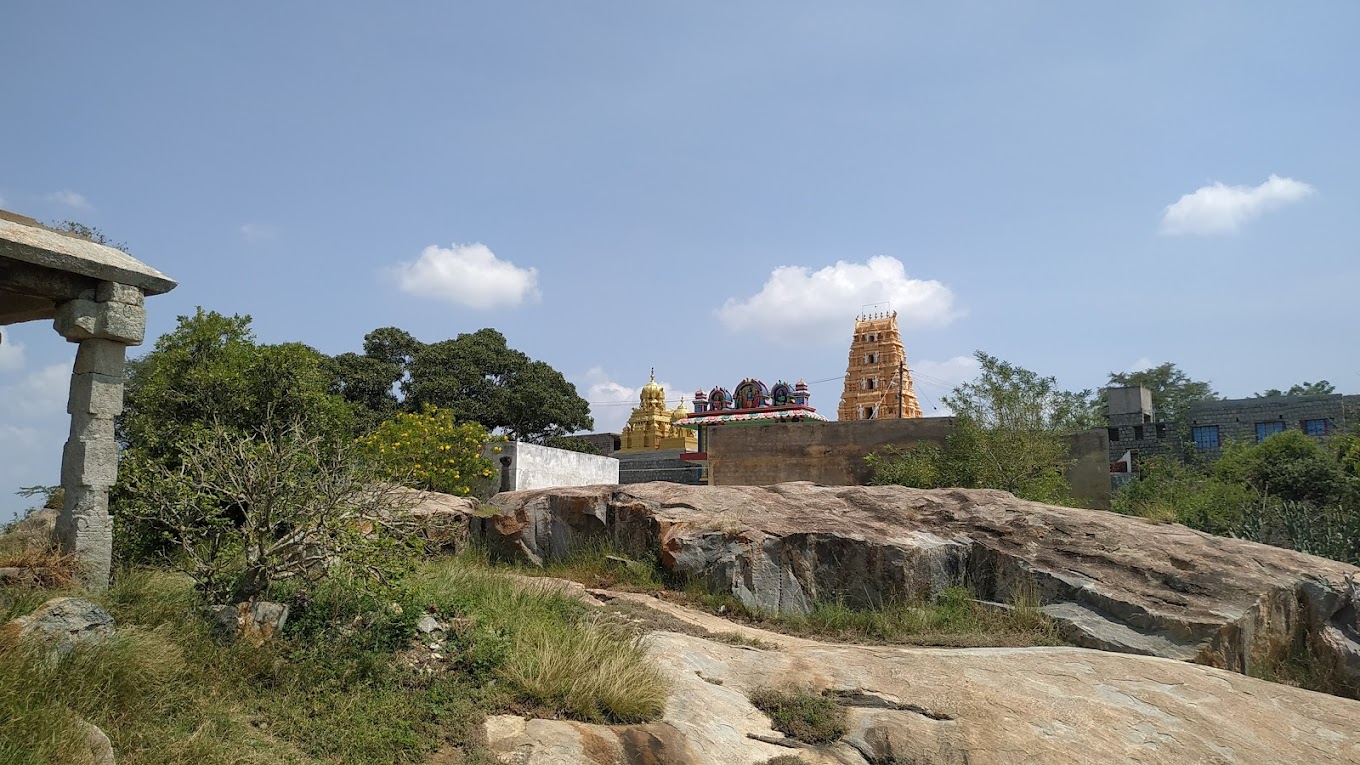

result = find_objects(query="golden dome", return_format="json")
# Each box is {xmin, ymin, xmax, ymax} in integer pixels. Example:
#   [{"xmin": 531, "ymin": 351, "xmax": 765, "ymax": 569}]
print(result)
[
  {"xmin": 640, "ymin": 368, "xmax": 665, "ymax": 408},
  {"xmin": 670, "ymin": 403, "xmax": 688, "ymax": 422}
]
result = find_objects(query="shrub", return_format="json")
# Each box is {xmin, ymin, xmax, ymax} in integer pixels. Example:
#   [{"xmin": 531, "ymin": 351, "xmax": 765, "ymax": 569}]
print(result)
[
  {"xmin": 748, "ymin": 687, "xmax": 846, "ymax": 744},
  {"xmin": 119, "ymin": 422, "xmax": 421, "ymax": 602},
  {"xmin": 358, "ymin": 405, "xmax": 497, "ymax": 497}
]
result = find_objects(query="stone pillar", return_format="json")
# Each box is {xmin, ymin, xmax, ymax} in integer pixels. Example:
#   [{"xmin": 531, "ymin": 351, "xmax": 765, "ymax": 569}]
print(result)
[{"xmin": 53, "ymin": 281, "xmax": 146, "ymax": 589}]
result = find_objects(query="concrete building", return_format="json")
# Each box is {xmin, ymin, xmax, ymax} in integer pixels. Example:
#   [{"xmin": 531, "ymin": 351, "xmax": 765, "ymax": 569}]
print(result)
[
  {"xmin": 1104, "ymin": 386, "xmax": 1360, "ymax": 467},
  {"xmin": 490, "ymin": 441, "xmax": 619, "ymax": 491}
]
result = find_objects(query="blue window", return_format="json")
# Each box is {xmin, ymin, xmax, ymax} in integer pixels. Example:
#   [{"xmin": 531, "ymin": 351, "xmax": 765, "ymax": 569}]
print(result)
[
  {"xmin": 1192, "ymin": 425, "xmax": 1219, "ymax": 449},
  {"xmin": 1255, "ymin": 421, "xmax": 1285, "ymax": 442},
  {"xmin": 1304, "ymin": 418, "xmax": 1329, "ymax": 437}
]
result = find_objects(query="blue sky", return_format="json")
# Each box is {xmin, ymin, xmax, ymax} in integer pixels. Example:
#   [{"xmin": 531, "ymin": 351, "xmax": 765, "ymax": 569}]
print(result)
[{"xmin": 3, "ymin": 3, "xmax": 1358, "ymax": 519}]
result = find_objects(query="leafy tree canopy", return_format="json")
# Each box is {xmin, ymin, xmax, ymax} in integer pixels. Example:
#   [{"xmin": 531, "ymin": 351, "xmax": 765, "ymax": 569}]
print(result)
[
  {"xmin": 332, "ymin": 326, "xmax": 593, "ymax": 444},
  {"xmin": 1253, "ymin": 380, "xmax": 1337, "ymax": 398},
  {"xmin": 946, "ymin": 351, "xmax": 1103, "ymax": 432},
  {"xmin": 121, "ymin": 308, "xmax": 352, "ymax": 460},
  {"xmin": 871, "ymin": 351, "xmax": 1100, "ymax": 505},
  {"xmin": 1107, "ymin": 362, "xmax": 1216, "ymax": 424}
]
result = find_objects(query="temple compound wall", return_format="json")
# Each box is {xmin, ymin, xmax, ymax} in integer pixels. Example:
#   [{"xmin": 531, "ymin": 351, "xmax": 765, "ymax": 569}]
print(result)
[
  {"xmin": 705, "ymin": 418, "xmax": 1112, "ymax": 508},
  {"xmin": 706, "ymin": 418, "xmax": 955, "ymax": 486},
  {"xmin": 491, "ymin": 441, "xmax": 619, "ymax": 492},
  {"xmin": 616, "ymin": 449, "xmax": 705, "ymax": 485},
  {"xmin": 0, "ymin": 211, "xmax": 177, "ymax": 588}
]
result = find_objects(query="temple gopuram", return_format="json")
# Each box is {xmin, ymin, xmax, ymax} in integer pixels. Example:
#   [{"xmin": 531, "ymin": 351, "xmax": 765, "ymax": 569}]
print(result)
[
  {"xmin": 675, "ymin": 378, "xmax": 826, "ymax": 476},
  {"xmin": 616, "ymin": 370, "xmax": 696, "ymax": 453},
  {"xmin": 838, "ymin": 309, "xmax": 922, "ymax": 420}
]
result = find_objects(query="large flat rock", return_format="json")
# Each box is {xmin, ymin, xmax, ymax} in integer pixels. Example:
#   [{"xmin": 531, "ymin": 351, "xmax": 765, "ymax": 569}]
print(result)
[
  {"xmin": 475, "ymin": 482, "xmax": 1360, "ymax": 691},
  {"xmin": 485, "ymin": 629, "xmax": 1360, "ymax": 764}
]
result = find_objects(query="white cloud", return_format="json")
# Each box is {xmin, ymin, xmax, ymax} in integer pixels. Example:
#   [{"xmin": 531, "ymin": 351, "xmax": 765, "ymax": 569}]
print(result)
[
  {"xmin": 717, "ymin": 256, "xmax": 959, "ymax": 345},
  {"xmin": 1160, "ymin": 174, "xmax": 1314, "ymax": 236},
  {"xmin": 576, "ymin": 367, "xmax": 691, "ymax": 433},
  {"xmin": 909, "ymin": 355, "xmax": 981, "ymax": 415},
  {"xmin": 392, "ymin": 243, "xmax": 540, "ymax": 309},
  {"xmin": 239, "ymin": 222, "xmax": 278, "ymax": 243},
  {"xmin": 0, "ymin": 328, "xmax": 25, "ymax": 371},
  {"xmin": 46, "ymin": 190, "xmax": 92, "ymax": 210}
]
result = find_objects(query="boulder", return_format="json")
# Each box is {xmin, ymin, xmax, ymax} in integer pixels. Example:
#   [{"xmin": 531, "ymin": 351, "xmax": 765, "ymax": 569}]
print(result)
[
  {"xmin": 473, "ymin": 482, "xmax": 1360, "ymax": 690},
  {"xmin": 483, "ymin": 628, "xmax": 1360, "ymax": 764},
  {"xmin": 397, "ymin": 487, "xmax": 479, "ymax": 553},
  {"xmin": 76, "ymin": 719, "xmax": 115, "ymax": 765},
  {"xmin": 4, "ymin": 597, "xmax": 114, "ymax": 655},
  {"xmin": 208, "ymin": 601, "xmax": 289, "ymax": 645}
]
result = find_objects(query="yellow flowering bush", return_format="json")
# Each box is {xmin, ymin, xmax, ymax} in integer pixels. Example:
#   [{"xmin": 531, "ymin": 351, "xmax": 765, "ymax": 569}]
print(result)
[{"xmin": 358, "ymin": 405, "xmax": 496, "ymax": 496}]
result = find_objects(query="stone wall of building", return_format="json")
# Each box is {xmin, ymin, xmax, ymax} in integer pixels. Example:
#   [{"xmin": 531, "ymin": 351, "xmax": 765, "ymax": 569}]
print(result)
[
  {"xmin": 576, "ymin": 432, "xmax": 621, "ymax": 457},
  {"xmin": 1065, "ymin": 428, "xmax": 1114, "ymax": 509},
  {"xmin": 616, "ymin": 449, "xmax": 705, "ymax": 485},
  {"xmin": 1103, "ymin": 390, "xmax": 1360, "ymax": 465},
  {"xmin": 1186, "ymin": 394, "xmax": 1357, "ymax": 460},
  {"xmin": 705, "ymin": 418, "xmax": 1112, "ymax": 508},
  {"xmin": 706, "ymin": 418, "xmax": 955, "ymax": 487},
  {"xmin": 493, "ymin": 441, "xmax": 619, "ymax": 491}
]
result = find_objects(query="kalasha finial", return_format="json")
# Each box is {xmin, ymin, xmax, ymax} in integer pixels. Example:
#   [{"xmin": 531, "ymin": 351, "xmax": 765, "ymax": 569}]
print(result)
[{"xmin": 650, "ymin": 367, "xmax": 655, "ymax": 382}]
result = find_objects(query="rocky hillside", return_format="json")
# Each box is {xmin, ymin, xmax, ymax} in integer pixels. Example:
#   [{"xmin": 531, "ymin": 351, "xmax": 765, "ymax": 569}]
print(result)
[
  {"xmin": 485, "ymin": 585, "xmax": 1360, "ymax": 764},
  {"xmin": 472, "ymin": 482, "xmax": 1360, "ymax": 693}
]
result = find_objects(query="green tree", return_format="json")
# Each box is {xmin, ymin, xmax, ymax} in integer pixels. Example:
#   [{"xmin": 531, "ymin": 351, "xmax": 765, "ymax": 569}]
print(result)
[
  {"xmin": 115, "ymin": 309, "xmax": 355, "ymax": 562},
  {"xmin": 357, "ymin": 405, "xmax": 497, "ymax": 497},
  {"xmin": 120, "ymin": 309, "xmax": 351, "ymax": 458},
  {"xmin": 1107, "ymin": 362, "xmax": 1216, "ymax": 424},
  {"xmin": 870, "ymin": 351, "xmax": 1093, "ymax": 504},
  {"xmin": 335, "ymin": 326, "xmax": 594, "ymax": 443},
  {"xmin": 120, "ymin": 422, "xmax": 419, "ymax": 601},
  {"xmin": 547, "ymin": 436, "xmax": 604, "ymax": 455},
  {"xmin": 1215, "ymin": 430, "xmax": 1350, "ymax": 506},
  {"xmin": 1253, "ymin": 380, "xmax": 1337, "ymax": 397}
]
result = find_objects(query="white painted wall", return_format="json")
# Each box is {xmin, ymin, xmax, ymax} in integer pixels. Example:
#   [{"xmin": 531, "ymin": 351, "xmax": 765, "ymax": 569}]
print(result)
[{"xmin": 487, "ymin": 441, "xmax": 619, "ymax": 491}]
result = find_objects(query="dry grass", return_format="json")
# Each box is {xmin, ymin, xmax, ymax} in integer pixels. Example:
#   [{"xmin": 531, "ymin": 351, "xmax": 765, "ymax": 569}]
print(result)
[
  {"xmin": 0, "ymin": 509, "xmax": 78, "ymax": 590},
  {"xmin": 748, "ymin": 687, "xmax": 846, "ymax": 744},
  {"xmin": 1, "ymin": 555, "xmax": 674, "ymax": 764},
  {"xmin": 679, "ymin": 586, "xmax": 1065, "ymax": 648}
]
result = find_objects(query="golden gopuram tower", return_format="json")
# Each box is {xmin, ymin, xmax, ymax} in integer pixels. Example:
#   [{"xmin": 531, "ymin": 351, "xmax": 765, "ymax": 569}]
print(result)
[
  {"xmin": 838, "ymin": 310, "xmax": 922, "ymax": 420},
  {"xmin": 617, "ymin": 369, "xmax": 697, "ymax": 453}
]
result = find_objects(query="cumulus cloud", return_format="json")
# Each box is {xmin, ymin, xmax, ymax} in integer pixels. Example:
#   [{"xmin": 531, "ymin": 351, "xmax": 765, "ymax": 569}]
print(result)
[
  {"xmin": 577, "ymin": 367, "xmax": 691, "ymax": 433},
  {"xmin": 239, "ymin": 222, "xmax": 278, "ymax": 243},
  {"xmin": 0, "ymin": 328, "xmax": 25, "ymax": 371},
  {"xmin": 47, "ymin": 190, "xmax": 92, "ymax": 210},
  {"xmin": 393, "ymin": 243, "xmax": 540, "ymax": 309},
  {"xmin": 1160, "ymin": 175, "xmax": 1314, "ymax": 236},
  {"xmin": 717, "ymin": 256, "xmax": 958, "ymax": 345}
]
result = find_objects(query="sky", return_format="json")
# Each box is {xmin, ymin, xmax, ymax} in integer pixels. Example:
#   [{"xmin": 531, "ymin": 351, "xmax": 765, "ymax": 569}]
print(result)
[{"xmin": 2, "ymin": 3, "xmax": 1358, "ymax": 519}]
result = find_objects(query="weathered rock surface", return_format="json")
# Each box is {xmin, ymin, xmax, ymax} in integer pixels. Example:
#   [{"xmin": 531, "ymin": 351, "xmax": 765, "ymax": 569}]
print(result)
[
  {"xmin": 3, "ymin": 597, "xmax": 114, "ymax": 654},
  {"xmin": 208, "ymin": 601, "xmax": 290, "ymax": 645},
  {"xmin": 484, "ymin": 593, "xmax": 1360, "ymax": 765},
  {"xmin": 474, "ymin": 482, "xmax": 1360, "ymax": 690},
  {"xmin": 397, "ymin": 487, "xmax": 479, "ymax": 553},
  {"xmin": 76, "ymin": 719, "xmax": 116, "ymax": 765}
]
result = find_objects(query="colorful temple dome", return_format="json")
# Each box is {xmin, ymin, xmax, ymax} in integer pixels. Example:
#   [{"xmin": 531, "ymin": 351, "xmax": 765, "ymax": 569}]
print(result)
[{"xmin": 639, "ymin": 369, "xmax": 665, "ymax": 408}]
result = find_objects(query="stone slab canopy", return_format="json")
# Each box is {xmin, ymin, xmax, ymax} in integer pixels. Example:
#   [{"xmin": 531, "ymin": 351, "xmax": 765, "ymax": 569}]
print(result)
[{"xmin": 0, "ymin": 210, "xmax": 177, "ymax": 588}]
